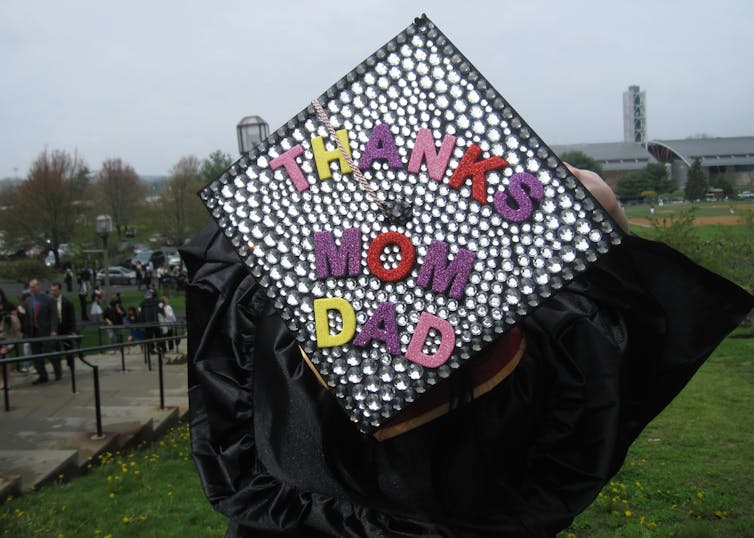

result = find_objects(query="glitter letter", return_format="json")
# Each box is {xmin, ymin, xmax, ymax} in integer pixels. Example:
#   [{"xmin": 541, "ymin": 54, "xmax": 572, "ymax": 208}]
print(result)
[
  {"xmin": 311, "ymin": 129, "xmax": 353, "ymax": 180},
  {"xmin": 405, "ymin": 312, "xmax": 456, "ymax": 368},
  {"xmin": 358, "ymin": 123, "xmax": 404, "ymax": 170},
  {"xmin": 417, "ymin": 240, "xmax": 476, "ymax": 299},
  {"xmin": 314, "ymin": 297, "xmax": 356, "ymax": 348},
  {"xmin": 366, "ymin": 231, "xmax": 416, "ymax": 282},
  {"xmin": 353, "ymin": 301, "xmax": 401, "ymax": 355},
  {"xmin": 270, "ymin": 145, "xmax": 308, "ymax": 191},
  {"xmin": 448, "ymin": 144, "xmax": 508, "ymax": 204},
  {"xmin": 407, "ymin": 128, "xmax": 457, "ymax": 180},
  {"xmin": 493, "ymin": 172, "xmax": 544, "ymax": 223},
  {"xmin": 314, "ymin": 227, "xmax": 362, "ymax": 279}
]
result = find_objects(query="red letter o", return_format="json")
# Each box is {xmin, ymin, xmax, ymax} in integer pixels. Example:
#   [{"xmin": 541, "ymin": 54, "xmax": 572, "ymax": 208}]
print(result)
[{"xmin": 367, "ymin": 231, "xmax": 416, "ymax": 282}]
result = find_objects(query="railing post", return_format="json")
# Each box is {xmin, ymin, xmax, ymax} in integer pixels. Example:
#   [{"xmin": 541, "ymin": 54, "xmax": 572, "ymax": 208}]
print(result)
[
  {"xmin": 70, "ymin": 357, "xmax": 76, "ymax": 394},
  {"xmin": 2, "ymin": 363, "xmax": 9, "ymax": 412},
  {"xmin": 92, "ymin": 364, "xmax": 103, "ymax": 438},
  {"xmin": 158, "ymin": 347, "xmax": 165, "ymax": 410}
]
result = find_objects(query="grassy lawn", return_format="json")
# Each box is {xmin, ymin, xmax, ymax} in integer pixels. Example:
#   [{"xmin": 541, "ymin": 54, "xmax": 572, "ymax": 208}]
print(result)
[
  {"xmin": 2, "ymin": 333, "xmax": 752, "ymax": 537},
  {"xmin": 624, "ymin": 200, "xmax": 754, "ymax": 221},
  {"xmin": 0, "ymin": 424, "xmax": 226, "ymax": 537},
  {"xmin": 560, "ymin": 331, "xmax": 754, "ymax": 537}
]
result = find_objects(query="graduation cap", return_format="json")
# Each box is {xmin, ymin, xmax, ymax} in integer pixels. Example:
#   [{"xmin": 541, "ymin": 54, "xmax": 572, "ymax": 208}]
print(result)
[{"xmin": 200, "ymin": 14, "xmax": 623, "ymax": 434}]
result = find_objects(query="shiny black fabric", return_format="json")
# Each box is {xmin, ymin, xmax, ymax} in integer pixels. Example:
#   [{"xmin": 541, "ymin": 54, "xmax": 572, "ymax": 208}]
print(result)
[{"xmin": 182, "ymin": 224, "xmax": 753, "ymax": 537}]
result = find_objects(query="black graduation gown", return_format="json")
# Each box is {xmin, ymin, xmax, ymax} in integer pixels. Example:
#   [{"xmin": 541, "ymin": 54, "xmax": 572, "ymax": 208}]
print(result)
[{"xmin": 181, "ymin": 224, "xmax": 753, "ymax": 537}]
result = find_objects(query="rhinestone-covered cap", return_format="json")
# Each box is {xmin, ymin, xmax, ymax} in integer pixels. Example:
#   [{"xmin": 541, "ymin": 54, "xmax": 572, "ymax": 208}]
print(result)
[{"xmin": 200, "ymin": 15, "xmax": 622, "ymax": 434}]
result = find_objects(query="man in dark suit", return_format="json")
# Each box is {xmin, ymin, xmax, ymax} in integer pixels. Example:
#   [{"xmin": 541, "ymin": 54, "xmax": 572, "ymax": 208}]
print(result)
[
  {"xmin": 23, "ymin": 278, "xmax": 59, "ymax": 384},
  {"xmin": 50, "ymin": 282, "xmax": 77, "ymax": 374}
]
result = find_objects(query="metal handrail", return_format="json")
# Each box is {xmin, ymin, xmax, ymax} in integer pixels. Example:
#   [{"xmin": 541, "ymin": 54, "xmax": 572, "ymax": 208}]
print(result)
[
  {"xmin": 0, "ymin": 334, "xmax": 84, "ymax": 411},
  {"xmin": 96, "ymin": 321, "xmax": 187, "ymax": 346},
  {"xmin": 0, "ymin": 327, "xmax": 186, "ymax": 437}
]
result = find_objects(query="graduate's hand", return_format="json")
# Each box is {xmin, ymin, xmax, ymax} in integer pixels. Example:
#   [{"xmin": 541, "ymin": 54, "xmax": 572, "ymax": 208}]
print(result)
[{"xmin": 565, "ymin": 163, "xmax": 630, "ymax": 233}]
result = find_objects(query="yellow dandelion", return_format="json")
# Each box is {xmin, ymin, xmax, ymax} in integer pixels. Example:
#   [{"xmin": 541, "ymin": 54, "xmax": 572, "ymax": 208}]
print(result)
[
  {"xmin": 625, "ymin": 510, "xmax": 632, "ymax": 518},
  {"xmin": 105, "ymin": 535, "xmax": 112, "ymax": 538},
  {"xmin": 109, "ymin": 492, "xmax": 116, "ymax": 500},
  {"xmin": 697, "ymin": 491, "xmax": 704, "ymax": 499},
  {"xmin": 134, "ymin": 470, "xmax": 140, "ymax": 476},
  {"xmin": 639, "ymin": 516, "xmax": 646, "ymax": 525},
  {"xmin": 634, "ymin": 481, "xmax": 642, "ymax": 488},
  {"xmin": 167, "ymin": 491, "xmax": 173, "ymax": 497},
  {"xmin": 122, "ymin": 516, "xmax": 130, "ymax": 523}
]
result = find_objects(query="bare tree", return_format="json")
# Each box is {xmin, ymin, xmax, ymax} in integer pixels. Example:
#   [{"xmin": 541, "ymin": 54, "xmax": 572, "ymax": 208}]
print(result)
[
  {"xmin": 95, "ymin": 158, "xmax": 145, "ymax": 238},
  {"xmin": 0, "ymin": 149, "xmax": 89, "ymax": 265}
]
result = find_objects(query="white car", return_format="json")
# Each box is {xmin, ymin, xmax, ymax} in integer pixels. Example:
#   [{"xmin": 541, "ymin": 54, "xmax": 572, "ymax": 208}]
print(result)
[{"xmin": 96, "ymin": 266, "xmax": 137, "ymax": 285}]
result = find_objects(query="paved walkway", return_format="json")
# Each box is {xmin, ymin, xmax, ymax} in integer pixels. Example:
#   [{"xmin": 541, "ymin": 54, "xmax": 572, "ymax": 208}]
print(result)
[{"xmin": 0, "ymin": 348, "xmax": 188, "ymax": 497}]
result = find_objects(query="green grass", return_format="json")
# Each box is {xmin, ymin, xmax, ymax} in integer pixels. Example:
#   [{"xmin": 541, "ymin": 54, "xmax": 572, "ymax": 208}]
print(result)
[
  {"xmin": 559, "ymin": 334, "xmax": 754, "ymax": 537},
  {"xmin": 2, "ymin": 335, "xmax": 752, "ymax": 537},
  {"xmin": 624, "ymin": 200, "xmax": 754, "ymax": 220},
  {"xmin": 0, "ymin": 423, "xmax": 227, "ymax": 537}
]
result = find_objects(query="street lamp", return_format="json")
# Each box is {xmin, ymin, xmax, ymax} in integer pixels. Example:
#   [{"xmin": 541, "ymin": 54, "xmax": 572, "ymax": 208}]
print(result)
[
  {"xmin": 236, "ymin": 115, "xmax": 269, "ymax": 154},
  {"xmin": 95, "ymin": 214, "xmax": 113, "ymax": 299}
]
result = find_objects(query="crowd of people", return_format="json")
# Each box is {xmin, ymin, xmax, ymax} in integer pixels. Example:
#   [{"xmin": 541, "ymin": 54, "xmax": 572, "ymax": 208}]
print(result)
[{"xmin": 0, "ymin": 273, "xmax": 181, "ymax": 388}]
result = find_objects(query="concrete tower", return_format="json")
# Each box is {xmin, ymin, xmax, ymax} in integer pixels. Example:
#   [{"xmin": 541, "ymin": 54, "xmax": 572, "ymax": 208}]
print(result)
[{"xmin": 623, "ymin": 85, "xmax": 647, "ymax": 144}]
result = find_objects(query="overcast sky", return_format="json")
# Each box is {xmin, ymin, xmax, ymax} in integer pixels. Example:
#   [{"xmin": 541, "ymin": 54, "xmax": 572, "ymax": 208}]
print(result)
[{"xmin": 1, "ymin": 0, "xmax": 752, "ymax": 179}]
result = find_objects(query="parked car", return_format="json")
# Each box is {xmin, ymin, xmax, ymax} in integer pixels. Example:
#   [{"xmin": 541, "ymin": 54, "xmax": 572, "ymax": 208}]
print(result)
[
  {"xmin": 96, "ymin": 266, "xmax": 137, "ymax": 285},
  {"xmin": 149, "ymin": 247, "xmax": 181, "ymax": 269},
  {"xmin": 130, "ymin": 249, "xmax": 153, "ymax": 268}
]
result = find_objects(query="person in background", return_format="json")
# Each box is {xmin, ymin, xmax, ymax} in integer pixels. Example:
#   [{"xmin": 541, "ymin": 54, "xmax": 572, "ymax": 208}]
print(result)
[
  {"xmin": 0, "ymin": 296, "xmax": 22, "ymax": 388},
  {"xmin": 139, "ymin": 289, "xmax": 161, "ymax": 353},
  {"xmin": 159, "ymin": 296, "xmax": 179, "ymax": 352},
  {"xmin": 21, "ymin": 279, "xmax": 59, "ymax": 385},
  {"xmin": 125, "ymin": 306, "xmax": 145, "ymax": 353},
  {"xmin": 78, "ymin": 276, "xmax": 89, "ymax": 322},
  {"xmin": 64, "ymin": 267, "xmax": 74, "ymax": 293},
  {"xmin": 49, "ymin": 282, "xmax": 77, "ymax": 373},
  {"xmin": 89, "ymin": 291, "xmax": 103, "ymax": 322},
  {"xmin": 103, "ymin": 299, "xmax": 126, "ymax": 350}
]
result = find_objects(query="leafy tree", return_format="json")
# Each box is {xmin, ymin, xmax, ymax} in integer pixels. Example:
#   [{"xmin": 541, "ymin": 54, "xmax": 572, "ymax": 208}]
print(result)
[
  {"xmin": 559, "ymin": 150, "xmax": 604, "ymax": 177},
  {"xmin": 200, "ymin": 150, "xmax": 233, "ymax": 184},
  {"xmin": 156, "ymin": 155, "xmax": 209, "ymax": 245},
  {"xmin": 614, "ymin": 170, "xmax": 648, "ymax": 200},
  {"xmin": 643, "ymin": 163, "xmax": 673, "ymax": 194},
  {"xmin": 95, "ymin": 158, "xmax": 145, "ymax": 238},
  {"xmin": 711, "ymin": 167, "xmax": 736, "ymax": 198},
  {"xmin": 0, "ymin": 150, "xmax": 90, "ymax": 266},
  {"xmin": 684, "ymin": 158, "xmax": 707, "ymax": 201},
  {"xmin": 616, "ymin": 163, "xmax": 673, "ymax": 201}
]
